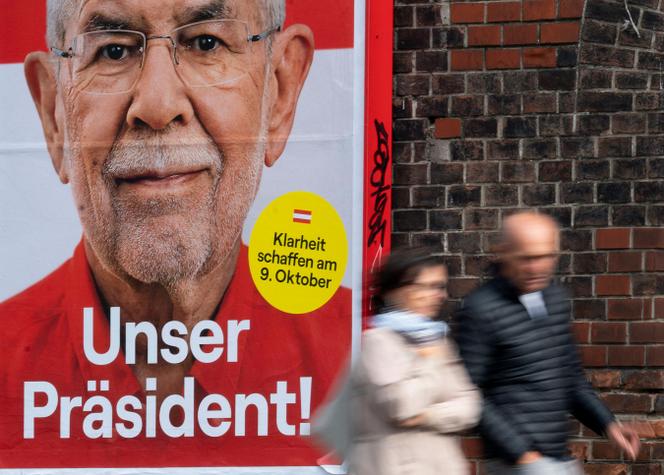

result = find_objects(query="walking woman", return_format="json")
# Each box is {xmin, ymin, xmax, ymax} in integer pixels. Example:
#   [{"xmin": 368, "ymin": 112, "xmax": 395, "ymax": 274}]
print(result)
[{"xmin": 347, "ymin": 249, "xmax": 480, "ymax": 475}]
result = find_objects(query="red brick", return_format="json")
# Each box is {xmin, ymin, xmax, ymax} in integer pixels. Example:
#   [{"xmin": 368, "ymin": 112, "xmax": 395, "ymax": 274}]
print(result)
[
  {"xmin": 584, "ymin": 464, "xmax": 628, "ymax": 475},
  {"xmin": 634, "ymin": 228, "xmax": 664, "ymax": 249},
  {"xmin": 588, "ymin": 369, "xmax": 622, "ymax": 388},
  {"xmin": 602, "ymin": 393, "xmax": 652, "ymax": 413},
  {"xmin": 524, "ymin": 99, "xmax": 556, "ymax": 118},
  {"xmin": 540, "ymin": 21, "xmax": 581, "ymax": 44},
  {"xmin": 450, "ymin": 49, "xmax": 484, "ymax": 71},
  {"xmin": 486, "ymin": 48, "xmax": 521, "ymax": 69},
  {"xmin": 652, "ymin": 441, "xmax": 664, "ymax": 460},
  {"xmin": 591, "ymin": 322, "xmax": 627, "ymax": 344},
  {"xmin": 631, "ymin": 322, "xmax": 664, "ymax": 344},
  {"xmin": 632, "ymin": 462, "xmax": 663, "ymax": 473},
  {"xmin": 523, "ymin": 0, "xmax": 556, "ymax": 20},
  {"xmin": 503, "ymin": 24, "xmax": 538, "ymax": 45},
  {"xmin": 623, "ymin": 370, "xmax": 664, "ymax": 390},
  {"xmin": 579, "ymin": 345, "xmax": 607, "ymax": 367},
  {"xmin": 631, "ymin": 421, "xmax": 659, "ymax": 438},
  {"xmin": 646, "ymin": 251, "xmax": 664, "ymax": 271},
  {"xmin": 608, "ymin": 251, "xmax": 643, "ymax": 272},
  {"xmin": 651, "ymin": 420, "xmax": 664, "ymax": 437},
  {"xmin": 434, "ymin": 118, "xmax": 462, "ymax": 139},
  {"xmin": 646, "ymin": 346, "xmax": 664, "ymax": 366},
  {"xmin": 596, "ymin": 275, "xmax": 631, "ymax": 296},
  {"xmin": 573, "ymin": 299, "xmax": 606, "ymax": 320},
  {"xmin": 634, "ymin": 445, "xmax": 653, "ymax": 462},
  {"xmin": 450, "ymin": 2, "xmax": 485, "ymax": 23},
  {"xmin": 607, "ymin": 345, "xmax": 645, "ymax": 366},
  {"xmin": 656, "ymin": 298, "xmax": 664, "ymax": 318},
  {"xmin": 629, "ymin": 422, "xmax": 662, "ymax": 441},
  {"xmin": 572, "ymin": 322, "xmax": 590, "ymax": 343},
  {"xmin": 608, "ymin": 298, "xmax": 643, "ymax": 320},
  {"xmin": 644, "ymin": 298, "xmax": 653, "ymax": 319},
  {"xmin": 523, "ymin": 47, "xmax": 557, "ymax": 68},
  {"xmin": 487, "ymin": 2, "xmax": 521, "ymax": 22},
  {"xmin": 596, "ymin": 228, "xmax": 632, "ymax": 250},
  {"xmin": 592, "ymin": 440, "xmax": 623, "ymax": 460},
  {"xmin": 467, "ymin": 25, "xmax": 501, "ymax": 46},
  {"xmin": 559, "ymin": 0, "xmax": 585, "ymax": 18}
]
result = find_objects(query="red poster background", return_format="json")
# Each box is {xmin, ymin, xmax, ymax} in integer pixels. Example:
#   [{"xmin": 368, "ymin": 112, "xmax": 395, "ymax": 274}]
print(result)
[
  {"xmin": 362, "ymin": 0, "xmax": 394, "ymax": 320},
  {"xmin": 0, "ymin": 0, "xmax": 354, "ymax": 63}
]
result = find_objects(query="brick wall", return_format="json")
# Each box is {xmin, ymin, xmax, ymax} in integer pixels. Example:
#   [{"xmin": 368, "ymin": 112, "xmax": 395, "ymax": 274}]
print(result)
[{"xmin": 392, "ymin": 0, "xmax": 663, "ymax": 472}]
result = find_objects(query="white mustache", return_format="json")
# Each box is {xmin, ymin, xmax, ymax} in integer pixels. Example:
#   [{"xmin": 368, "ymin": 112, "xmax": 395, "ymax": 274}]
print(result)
[{"xmin": 103, "ymin": 135, "xmax": 223, "ymax": 181}]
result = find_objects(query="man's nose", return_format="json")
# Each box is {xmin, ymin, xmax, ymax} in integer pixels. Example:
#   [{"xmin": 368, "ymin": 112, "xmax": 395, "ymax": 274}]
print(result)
[
  {"xmin": 526, "ymin": 258, "xmax": 546, "ymax": 274},
  {"xmin": 126, "ymin": 40, "xmax": 194, "ymax": 130}
]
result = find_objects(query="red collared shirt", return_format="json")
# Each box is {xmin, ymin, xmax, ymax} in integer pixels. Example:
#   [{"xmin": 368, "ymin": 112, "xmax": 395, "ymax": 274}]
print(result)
[{"xmin": 0, "ymin": 241, "xmax": 351, "ymax": 468}]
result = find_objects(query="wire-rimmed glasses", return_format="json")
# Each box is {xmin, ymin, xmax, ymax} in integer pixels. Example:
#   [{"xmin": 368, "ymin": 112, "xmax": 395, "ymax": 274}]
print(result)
[{"xmin": 51, "ymin": 19, "xmax": 280, "ymax": 94}]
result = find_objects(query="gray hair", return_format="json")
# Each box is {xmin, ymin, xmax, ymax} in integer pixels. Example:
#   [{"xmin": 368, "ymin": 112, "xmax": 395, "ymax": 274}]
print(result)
[
  {"xmin": 265, "ymin": 0, "xmax": 286, "ymax": 30},
  {"xmin": 47, "ymin": 0, "xmax": 286, "ymax": 47},
  {"xmin": 47, "ymin": 0, "xmax": 76, "ymax": 47}
]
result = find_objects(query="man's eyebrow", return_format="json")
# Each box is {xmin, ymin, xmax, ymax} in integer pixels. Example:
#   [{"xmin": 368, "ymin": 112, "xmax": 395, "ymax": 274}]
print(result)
[
  {"xmin": 82, "ymin": 13, "xmax": 141, "ymax": 32},
  {"xmin": 176, "ymin": 0, "xmax": 234, "ymax": 25}
]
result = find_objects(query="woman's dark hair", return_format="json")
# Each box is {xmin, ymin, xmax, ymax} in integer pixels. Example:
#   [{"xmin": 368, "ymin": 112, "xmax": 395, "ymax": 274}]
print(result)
[{"xmin": 372, "ymin": 247, "xmax": 445, "ymax": 314}]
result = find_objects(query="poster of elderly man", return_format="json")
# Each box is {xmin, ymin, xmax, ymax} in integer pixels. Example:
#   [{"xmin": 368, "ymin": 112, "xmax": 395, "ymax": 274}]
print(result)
[{"xmin": 0, "ymin": 0, "xmax": 393, "ymax": 472}]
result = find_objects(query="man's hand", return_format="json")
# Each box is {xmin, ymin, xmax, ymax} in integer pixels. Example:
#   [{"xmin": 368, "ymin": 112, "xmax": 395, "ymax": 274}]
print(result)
[
  {"xmin": 607, "ymin": 421, "xmax": 640, "ymax": 460},
  {"xmin": 516, "ymin": 451, "xmax": 543, "ymax": 464}
]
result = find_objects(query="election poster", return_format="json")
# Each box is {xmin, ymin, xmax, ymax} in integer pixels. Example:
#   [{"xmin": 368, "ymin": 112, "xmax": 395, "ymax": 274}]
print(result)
[{"xmin": 0, "ymin": 0, "xmax": 392, "ymax": 472}]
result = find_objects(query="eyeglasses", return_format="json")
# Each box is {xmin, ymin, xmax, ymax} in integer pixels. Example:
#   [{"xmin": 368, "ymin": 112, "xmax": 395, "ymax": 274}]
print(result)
[{"xmin": 51, "ymin": 19, "xmax": 280, "ymax": 94}]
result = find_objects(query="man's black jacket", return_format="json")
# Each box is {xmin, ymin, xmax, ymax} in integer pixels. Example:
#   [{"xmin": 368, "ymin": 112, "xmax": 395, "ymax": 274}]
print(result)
[{"xmin": 453, "ymin": 276, "xmax": 615, "ymax": 464}]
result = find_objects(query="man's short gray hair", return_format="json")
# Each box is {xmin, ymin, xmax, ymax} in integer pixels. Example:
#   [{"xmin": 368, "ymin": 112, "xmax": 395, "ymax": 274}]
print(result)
[
  {"xmin": 264, "ymin": 0, "xmax": 286, "ymax": 30},
  {"xmin": 47, "ymin": 0, "xmax": 286, "ymax": 47},
  {"xmin": 47, "ymin": 0, "xmax": 76, "ymax": 47}
]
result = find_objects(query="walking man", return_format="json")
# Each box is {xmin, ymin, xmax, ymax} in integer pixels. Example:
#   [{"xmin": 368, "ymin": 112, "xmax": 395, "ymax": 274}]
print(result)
[{"xmin": 454, "ymin": 212, "xmax": 640, "ymax": 474}]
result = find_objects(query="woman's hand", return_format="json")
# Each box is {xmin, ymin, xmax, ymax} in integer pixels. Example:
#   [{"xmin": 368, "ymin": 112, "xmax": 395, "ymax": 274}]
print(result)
[
  {"xmin": 399, "ymin": 414, "xmax": 426, "ymax": 427},
  {"xmin": 416, "ymin": 345, "xmax": 441, "ymax": 357}
]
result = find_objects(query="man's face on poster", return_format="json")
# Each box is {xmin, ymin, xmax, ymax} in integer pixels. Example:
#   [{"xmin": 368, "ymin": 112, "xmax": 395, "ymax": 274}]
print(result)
[{"xmin": 26, "ymin": 0, "xmax": 313, "ymax": 286}]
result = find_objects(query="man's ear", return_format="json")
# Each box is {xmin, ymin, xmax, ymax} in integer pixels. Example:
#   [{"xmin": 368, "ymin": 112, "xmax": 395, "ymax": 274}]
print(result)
[
  {"xmin": 24, "ymin": 51, "xmax": 68, "ymax": 183},
  {"xmin": 264, "ymin": 24, "xmax": 314, "ymax": 167}
]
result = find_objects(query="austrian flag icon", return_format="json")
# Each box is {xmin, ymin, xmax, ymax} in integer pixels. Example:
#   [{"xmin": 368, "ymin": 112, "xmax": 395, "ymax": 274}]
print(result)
[{"xmin": 293, "ymin": 209, "xmax": 312, "ymax": 224}]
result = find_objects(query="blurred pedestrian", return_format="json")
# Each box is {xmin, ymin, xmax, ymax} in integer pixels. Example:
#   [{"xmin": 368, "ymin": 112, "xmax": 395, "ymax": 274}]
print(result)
[
  {"xmin": 346, "ymin": 248, "xmax": 480, "ymax": 475},
  {"xmin": 454, "ymin": 212, "xmax": 640, "ymax": 474}
]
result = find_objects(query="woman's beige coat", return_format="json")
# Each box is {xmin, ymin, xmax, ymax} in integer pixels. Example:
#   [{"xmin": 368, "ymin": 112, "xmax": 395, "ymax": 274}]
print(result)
[{"xmin": 348, "ymin": 327, "xmax": 481, "ymax": 475}]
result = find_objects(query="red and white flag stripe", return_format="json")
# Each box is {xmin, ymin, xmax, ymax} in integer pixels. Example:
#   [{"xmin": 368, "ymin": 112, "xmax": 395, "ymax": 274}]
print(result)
[{"xmin": 292, "ymin": 209, "xmax": 312, "ymax": 224}]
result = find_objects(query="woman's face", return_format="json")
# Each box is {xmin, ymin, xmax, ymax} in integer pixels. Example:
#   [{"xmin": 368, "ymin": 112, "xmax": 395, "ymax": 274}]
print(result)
[{"xmin": 390, "ymin": 265, "xmax": 448, "ymax": 319}]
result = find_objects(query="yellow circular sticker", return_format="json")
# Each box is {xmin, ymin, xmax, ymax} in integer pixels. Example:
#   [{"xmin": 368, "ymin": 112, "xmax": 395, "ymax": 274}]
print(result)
[{"xmin": 248, "ymin": 191, "xmax": 348, "ymax": 314}]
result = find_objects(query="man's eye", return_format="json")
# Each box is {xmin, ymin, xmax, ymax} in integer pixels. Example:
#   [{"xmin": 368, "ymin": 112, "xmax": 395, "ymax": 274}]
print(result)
[
  {"xmin": 101, "ymin": 44, "xmax": 128, "ymax": 60},
  {"xmin": 194, "ymin": 35, "xmax": 221, "ymax": 52}
]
